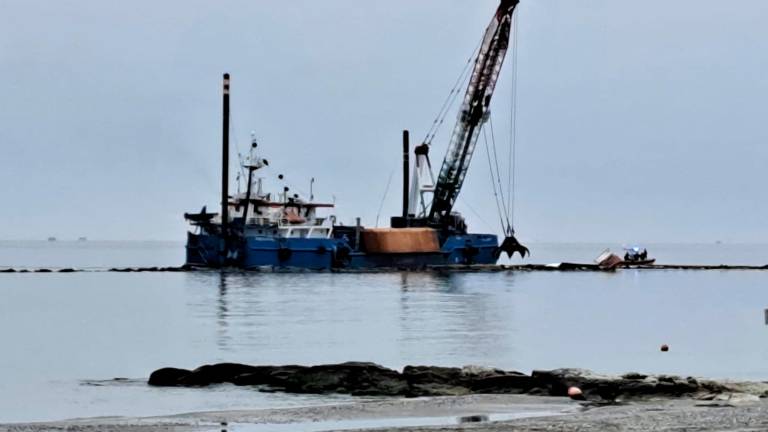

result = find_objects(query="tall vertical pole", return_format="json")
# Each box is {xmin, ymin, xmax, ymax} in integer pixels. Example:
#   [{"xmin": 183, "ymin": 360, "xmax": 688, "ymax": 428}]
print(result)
[
  {"xmin": 402, "ymin": 130, "xmax": 410, "ymax": 219},
  {"xmin": 355, "ymin": 217, "xmax": 361, "ymax": 251},
  {"xmin": 242, "ymin": 167, "xmax": 253, "ymax": 229},
  {"xmin": 221, "ymin": 73, "xmax": 230, "ymax": 242}
]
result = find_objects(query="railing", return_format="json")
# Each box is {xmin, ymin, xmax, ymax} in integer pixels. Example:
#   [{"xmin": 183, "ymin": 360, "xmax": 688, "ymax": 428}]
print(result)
[{"xmin": 277, "ymin": 224, "xmax": 334, "ymax": 239}]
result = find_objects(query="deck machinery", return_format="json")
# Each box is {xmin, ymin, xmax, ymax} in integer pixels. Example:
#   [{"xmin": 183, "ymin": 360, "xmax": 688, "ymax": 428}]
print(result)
[{"xmin": 184, "ymin": 0, "xmax": 528, "ymax": 269}]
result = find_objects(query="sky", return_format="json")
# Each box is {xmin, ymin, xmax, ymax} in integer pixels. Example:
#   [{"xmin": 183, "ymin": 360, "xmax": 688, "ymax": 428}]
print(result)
[{"xmin": 0, "ymin": 0, "xmax": 766, "ymax": 243}]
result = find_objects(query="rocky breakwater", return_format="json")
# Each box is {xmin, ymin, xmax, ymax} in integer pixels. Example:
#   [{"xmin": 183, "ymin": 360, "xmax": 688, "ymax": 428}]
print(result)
[{"xmin": 148, "ymin": 362, "xmax": 768, "ymax": 401}]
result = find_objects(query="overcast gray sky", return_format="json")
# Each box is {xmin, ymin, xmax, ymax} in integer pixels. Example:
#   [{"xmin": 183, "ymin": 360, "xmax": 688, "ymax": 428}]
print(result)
[{"xmin": 1, "ymin": 0, "xmax": 766, "ymax": 243}]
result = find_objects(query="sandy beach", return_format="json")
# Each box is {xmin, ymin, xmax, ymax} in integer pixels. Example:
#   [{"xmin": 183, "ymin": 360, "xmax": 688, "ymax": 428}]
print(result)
[{"xmin": 3, "ymin": 394, "xmax": 767, "ymax": 432}]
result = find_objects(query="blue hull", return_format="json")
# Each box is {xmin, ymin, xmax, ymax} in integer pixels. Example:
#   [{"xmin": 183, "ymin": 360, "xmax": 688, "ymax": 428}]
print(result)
[
  {"xmin": 186, "ymin": 232, "xmax": 499, "ymax": 270},
  {"xmin": 244, "ymin": 237, "xmax": 337, "ymax": 270}
]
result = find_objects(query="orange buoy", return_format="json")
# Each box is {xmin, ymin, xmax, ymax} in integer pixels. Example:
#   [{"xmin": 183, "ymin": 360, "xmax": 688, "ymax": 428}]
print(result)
[
  {"xmin": 660, "ymin": 344, "xmax": 669, "ymax": 352},
  {"xmin": 567, "ymin": 386, "xmax": 585, "ymax": 400}
]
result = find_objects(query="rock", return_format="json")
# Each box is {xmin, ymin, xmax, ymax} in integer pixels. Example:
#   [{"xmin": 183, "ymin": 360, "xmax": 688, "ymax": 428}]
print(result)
[
  {"xmin": 531, "ymin": 368, "xmax": 611, "ymax": 397},
  {"xmin": 402, "ymin": 365, "xmax": 469, "ymax": 396},
  {"xmin": 461, "ymin": 365, "xmax": 506, "ymax": 377},
  {"xmin": 715, "ymin": 380, "xmax": 768, "ymax": 397},
  {"xmin": 137, "ymin": 267, "xmax": 159, "ymax": 272},
  {"xmin": 469, "ymin": 374, "xmax": 537, "ymax": 394},
  {"xmin": 282, "ymin": 362, "xmax": 407, "ymax": 396},
  {"xmin": 698, "ymin": 379, "xmax": 729, "ymax": 394},
  {"xmin": 35, "ymin": 269, "xmax": 52, "ymax": 273},
  {"xmin": 146, "ymin": 362, "xmax": 756, "ymax": 402},
  {"xmin": 231, "ymin": 365, "xmax": 307, "ymax": 387},
  {"xmin": 696, "ymin": 392, "xmax": 719, "ymax": 401},
  {"xmin": 148, "ymin": 367, "xmax": 192, "ymax": 386},
  {"xmin": 158, "ymin": 267, "xmax": 185, "ymax": 272},
  {"xmin": 715, "ymin": 393, "xmax": 760, "ymax": 405},
  {"xmin": 1, "ymin": 268, "xmax": 15, "ymax": 273},
  {"xmin": 653, "ymin": 376, "xmax": 700, "ymax": 396},
  {"xmin": 262, "ymin": 365, "xmax": 309, "ymax": 385},
  {"xmin": 229, "ymin": 372, "xmax": 265, "ymax": 386},
  {"xmin": 403, "ymin": 365, "xmax": 464, "ymax": 385},
  {"xmin": 622, "ymin": 372, "xmax": 648, "ymax": 380},
  {"xmin": 695, "ymin": 400, "xmax": 734, "ymax": 408},
  {"xmin": 459, "ymin": 415, "xmax": 489, "ymax": 423},
  {"xmin": 695, "ymin": 393, "xmax": 761, "ymax": 408},
  {"xmin": 181, "ymin": 363, "xmax": 265, "ymax": 386},
  {"xmin": 58, "ymin": 268, "xmax": 76, "ymax": 273},
  {"xmin": 531, "ymin": 369, "xmax": 703, "ymax": 400},
  {"xmin": 613, "ymin": 379, "xmax": 659, "ymax": 398}
]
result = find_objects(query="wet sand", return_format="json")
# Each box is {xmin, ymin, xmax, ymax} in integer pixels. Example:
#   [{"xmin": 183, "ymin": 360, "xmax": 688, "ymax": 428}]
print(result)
[{"xmin": 2, "ymin": 394, "xmax": 766, "ymax": 432}]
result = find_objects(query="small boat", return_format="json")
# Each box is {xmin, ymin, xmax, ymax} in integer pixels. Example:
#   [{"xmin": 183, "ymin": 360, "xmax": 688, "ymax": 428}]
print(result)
[
  {"xmin": 622, "ymin": 246, "xmax": 656, "ymax": 266},
  {"xmin": 623, "ymin": 258, "xmax": 656, "ymax": 266}
]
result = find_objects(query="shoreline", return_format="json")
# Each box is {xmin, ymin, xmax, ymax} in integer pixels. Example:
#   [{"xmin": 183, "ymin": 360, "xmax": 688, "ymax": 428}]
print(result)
[
  {"xmin": 2, "ymin": 394, "xmax": 767, "ymax": 432},
  {"xmin": 5, "ymin": 364, "xmax": 768, "ymax": 431}
]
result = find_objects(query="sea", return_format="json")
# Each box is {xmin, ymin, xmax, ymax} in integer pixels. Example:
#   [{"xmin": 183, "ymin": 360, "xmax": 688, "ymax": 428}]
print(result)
[{"xmin": 0, "ymin": 240, "xmax": 766, "ymax": 423}]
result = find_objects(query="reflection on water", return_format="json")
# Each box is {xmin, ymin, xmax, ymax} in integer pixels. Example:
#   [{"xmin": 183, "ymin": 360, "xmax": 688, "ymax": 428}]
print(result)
[
  {"xmin": 217, "ymin": 272, "xmax": 231, "ymax": 351},
  {"xmin": 189, "ymin": 271, "xmax": 521, "ymax": 369},
  {"xmin": 397, "ymin": 272, "xmax": 515, "ymax": 366}
]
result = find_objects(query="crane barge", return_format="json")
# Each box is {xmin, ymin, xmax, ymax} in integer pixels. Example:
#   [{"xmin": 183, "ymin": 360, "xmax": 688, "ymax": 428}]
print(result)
[{"xmin": 184, "ymin": 0, "xmax": 528, "ymax": 269}]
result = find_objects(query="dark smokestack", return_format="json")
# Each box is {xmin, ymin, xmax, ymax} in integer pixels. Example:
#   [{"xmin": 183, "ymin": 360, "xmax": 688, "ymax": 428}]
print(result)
[
  {"xmin": 221, "ymin": 73, "xmax": 230, "ymax": 237},
  {"xmin": 402, "ymin": 130, "xmax": 410, "ymax": 219}
]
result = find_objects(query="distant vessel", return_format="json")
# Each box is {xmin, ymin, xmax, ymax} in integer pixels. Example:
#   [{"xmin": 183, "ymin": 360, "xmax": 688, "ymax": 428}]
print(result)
[
  {"xmin": 185, "ymin": 0, "xmax": 528, "ymax": 270},
  {"xmin": 78, "ymin": 237, "xmax": 88, "ymax": 242},
  {"xmin": 623, "ymin": 247, "xmax": 656, "ymax": 266},
  {"xmin": 47, "ymin": 237, "xmax": 57, "ymax": 242}
]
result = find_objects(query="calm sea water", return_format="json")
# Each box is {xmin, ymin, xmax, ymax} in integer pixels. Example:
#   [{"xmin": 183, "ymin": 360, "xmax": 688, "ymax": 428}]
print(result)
[{"xmin": 0, "ymin": 241, "xmax": 767, "ymax": 422}]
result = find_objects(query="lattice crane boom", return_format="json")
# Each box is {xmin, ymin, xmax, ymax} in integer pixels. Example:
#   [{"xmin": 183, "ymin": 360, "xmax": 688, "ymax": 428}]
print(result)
[{"xmin": 428, "ymin": 0, "xmax": 519, "ymax": 223}]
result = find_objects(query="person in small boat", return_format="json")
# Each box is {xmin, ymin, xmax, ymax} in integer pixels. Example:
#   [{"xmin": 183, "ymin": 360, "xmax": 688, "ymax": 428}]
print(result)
[{"xmin": 623, "ymin": 248, "xmax": 648, "ymax": 262}]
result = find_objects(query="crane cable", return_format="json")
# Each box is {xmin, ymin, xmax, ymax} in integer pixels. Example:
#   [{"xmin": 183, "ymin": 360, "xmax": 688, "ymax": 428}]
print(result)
[
  {"xmin": 507, "ymin": 10, "xmax": 520, "ymax": 231},
  {"xmin": 423, "ymin": 38, "xmax": 483, "ymax": 146},
  {"xmin": 484, "ymin": 11, "xmax": 520, "ymax": 237},
  {"xmin": 374, "ymin": 169, "xmax": 395, "ymax": 228},
  {"xmin": 488, "ymin": 117, "xmax": 513, "ymax": 232},
  {"xmin": 482, "ymin": 126, "xmax": 508, "ymax": 233},
  {"xmin": 487, "ymin": 116, "xmax": 518, "ymax": 237}
]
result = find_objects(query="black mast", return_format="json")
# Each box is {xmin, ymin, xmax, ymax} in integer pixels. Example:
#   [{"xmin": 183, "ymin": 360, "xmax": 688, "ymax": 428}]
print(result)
[
  {"xmin": 221, "ymin": 73, "xmax": 230, "ymax": 250},
  {"xmin": 402, "ymin": 130, "xmax": 410, "ymax": 219}
]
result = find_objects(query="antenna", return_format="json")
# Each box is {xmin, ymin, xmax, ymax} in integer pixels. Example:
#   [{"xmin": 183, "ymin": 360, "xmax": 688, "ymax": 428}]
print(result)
[{"xmin": 310, "ymin": 178, "xmax": 315, "ymax": 202}]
